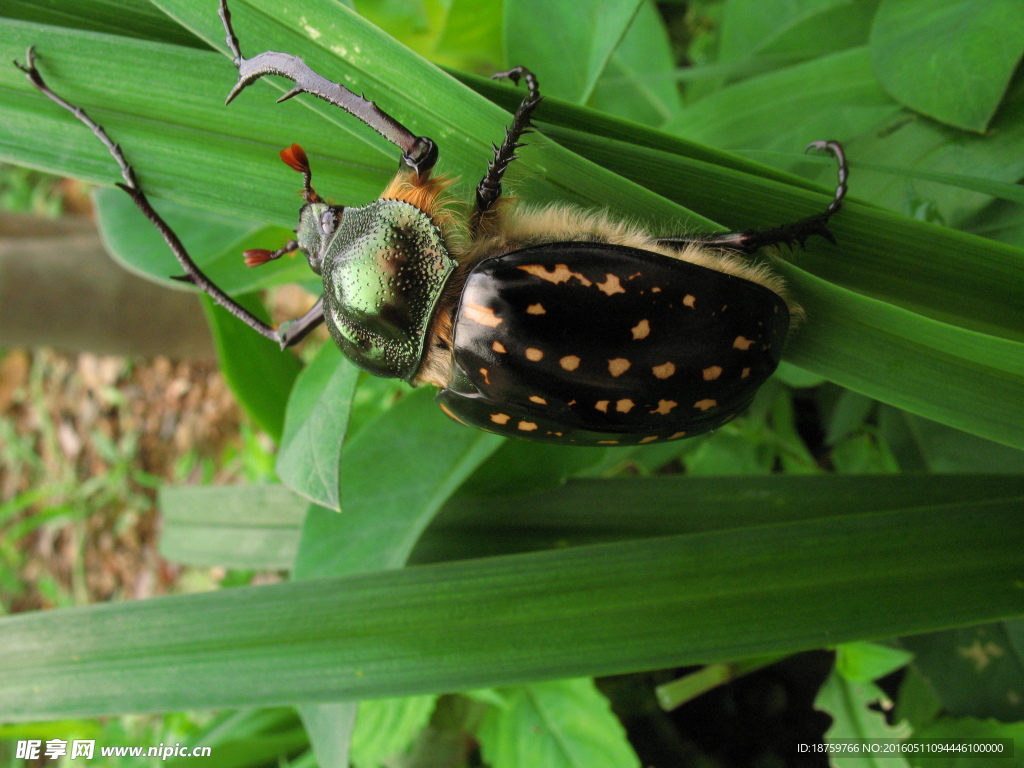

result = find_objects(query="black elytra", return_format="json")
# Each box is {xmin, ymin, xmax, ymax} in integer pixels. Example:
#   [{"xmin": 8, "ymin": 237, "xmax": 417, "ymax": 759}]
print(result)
[
  {"xmin": 438, "ymin": 243, "xmax": 790, "ymax": 445},
  {"xmin": 15, "ymin": 1, "xmax": 849, "ymax": 447}
]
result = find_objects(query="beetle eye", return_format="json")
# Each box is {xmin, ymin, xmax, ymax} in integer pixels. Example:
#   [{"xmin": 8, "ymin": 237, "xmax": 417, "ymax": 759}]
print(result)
[{"xmin": 320, "ymin": 210, "xmax": 337, "ymax": 235}]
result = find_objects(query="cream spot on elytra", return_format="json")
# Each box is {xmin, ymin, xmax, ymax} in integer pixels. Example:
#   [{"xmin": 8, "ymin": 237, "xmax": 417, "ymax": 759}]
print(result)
[
  {"xmin": 652, "ymin": 362, "xmax": 675, "ymax": 379},
  {"xmin": 597, "ymin": 274, "xmax": 625, "ymax": 296},
  {"xmin": 465, "ymin": 303, "xmax": 502, "ymax": 327},
  {"xmin": 608, "ymin": 358, "xmax": 631, "ymax": 377},
  {"xmin": 518, "ymin": 263, "xmax": 592, "ymax": 286}
]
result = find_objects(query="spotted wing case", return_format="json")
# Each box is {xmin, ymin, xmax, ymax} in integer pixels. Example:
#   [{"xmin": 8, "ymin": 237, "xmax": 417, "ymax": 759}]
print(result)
[{"xmin": 436, "ymin": 242, "xmax": 790, "ymax": 446}]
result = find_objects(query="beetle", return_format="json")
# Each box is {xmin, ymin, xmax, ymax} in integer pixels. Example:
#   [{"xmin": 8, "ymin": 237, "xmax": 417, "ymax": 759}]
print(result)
[{"xmin": 15, "ymin": 0, "xmax": 848, "ymax": 446}]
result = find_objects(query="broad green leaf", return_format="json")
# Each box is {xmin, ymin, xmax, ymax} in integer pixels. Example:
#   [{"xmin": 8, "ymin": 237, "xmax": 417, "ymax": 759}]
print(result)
[
  {"xmin": 299, "ymin": 703, "xmax": 356, "ymax": 768},
  {"xmin": 588, "ymin": 1, "xmax": 682, "ymax": 126},
  {"xmin": 201, "ymin": 294, "xmax": 300, "ymax": 442},
  {"xmin": 159, "ymin": 484, "xmax": 306, "ymax": 569},
  {"xmin": 159, "ymin": 475, "xmax": 1024, "ymax": 567},
  {"xmin": 835, "ymin": 642, "xmax": 913, "ymax": 683},
  {"xmin": 350, "ymin": 695, "xmax": 437, "ymax": 768},
  {"xmin": 355, "ymin": 0, "xmax": 503, "ymax": 72},
  {"xmin": 456, "ymin": 439, "xmax": 610, "ymax": 498},
  {"xmin": 665, "ymin": 48, "xmax": 901, "ymax": 154},
  {"xmin": 816, "ymin": 667, "xmax": 912, "ymax": 765},
  {"xmin": 2, "ymin": 0, "xmax": 206, "ymax": 48},
  {"xmin": 869, "ymin": 0, "xmax": 1024, "ymax": 132},
  {"xmin": 276, "ymin": 345, "xmax": 360, "ymax": 510},
  {"xmin": 503, "ymin": 0, "xmax": 644, "ymax": 104},
  {"xmin": 781, "ymin": 264, "xmax": 1024, "ymax": 450},
  {"xmin": 888, "ymin": 411, "xmax": 1024, "ymax": 474},
  {"xmin": 719, "ymin": 0, "xmax": 879, "ymax": 66},
  {"xmin": 94, "ymin": 186, "xmax": 310, "ymax": 293},
  {"xmin": 2, "ymin": 494, "xmax": 1022, "ymax": 720},
  {"xmin": 478, "ymin": 680, "xmax": 640, "ymax": 768},
  {"xmin": 901, "ymin": 622, "xmax": 1024, "ymax": 722},
  {"xmin": 293, "ymin": 388, "xmax": 504, "ymax": 578}
]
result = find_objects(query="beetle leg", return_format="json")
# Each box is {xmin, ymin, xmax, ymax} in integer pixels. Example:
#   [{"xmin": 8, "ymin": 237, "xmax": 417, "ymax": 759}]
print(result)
[
  {"xmin": 658, "ymin": 141, "xmax": 849, "ymax": 255},
  {"xmin": 13, "ymin": 46, "xmax": 281, "ymax": 343},
  {"xmin": 277, "ymin": 297, "xmax": 325, "ymax": 350},
  {"xmin": 217, "ymin": 0, "xmax": 438, "ymax": 180},
  {"xmin": 472, "ymin": 66, "xmax": 544, "ymax": 234}
]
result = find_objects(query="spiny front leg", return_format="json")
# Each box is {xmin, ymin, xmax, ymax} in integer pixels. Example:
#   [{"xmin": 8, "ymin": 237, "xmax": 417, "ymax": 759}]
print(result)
[
  {"xmin": 217, "ymin": 0, "xmax": 437, "ymax": 179},
  {"xmin": 13, "ymin": 46, "xmax": 280, "ymax": 342},
  {"xmin": 472, "ymin": 66, "xmax": 544, "ymax": 234}
]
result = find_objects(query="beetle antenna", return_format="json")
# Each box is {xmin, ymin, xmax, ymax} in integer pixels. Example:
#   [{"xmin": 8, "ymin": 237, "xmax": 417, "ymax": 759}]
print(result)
[
  {"xmin": 279, "ymin": 143, "xmax": 322, "ymax": 203},
  {"xmin": 217, "ymin": 0, "xmax": 438, "ymax": 180},
  {"xmin": 244, "ymin": 239, "xmax": 299, "ymax": 268},
  {"xmin": 13, "ymin": 47, "xmax": 280, "ymax": 342}
]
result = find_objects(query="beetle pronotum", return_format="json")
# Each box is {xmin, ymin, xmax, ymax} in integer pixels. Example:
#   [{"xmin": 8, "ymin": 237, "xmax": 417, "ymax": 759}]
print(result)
[{"xmin": 15, "ymin": 0, "xmax": 848, "ymax": 446}]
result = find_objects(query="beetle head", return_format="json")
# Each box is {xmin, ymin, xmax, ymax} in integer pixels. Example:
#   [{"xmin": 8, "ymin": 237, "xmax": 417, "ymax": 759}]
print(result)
[
  {"xmin": 243, "ymin": 144, "xmax": 345, "ymax": 274},
  {"xmin": 295, "ymin": 201, "xmax": 345, "ymax": 275}
]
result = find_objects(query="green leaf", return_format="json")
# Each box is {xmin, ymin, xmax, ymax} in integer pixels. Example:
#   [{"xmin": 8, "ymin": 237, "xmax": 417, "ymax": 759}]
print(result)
[
  {"xmin": 292, "ymin": 388, "xmax": 504, "ymax": 578},
  {"xmin": 159, "ymin": 484, "xmax": 306, "ymax": 569},
  {"xmin": 2, "ymin": 494, "xmax": 1023, "ymax": 720},
  {"xmin": 350, "ymin": 695, "xmax": 438, "ymax": 768},
  {"xmin": 781, "ymin": 263, "xmax": 1024, "ymax": 450},
  {"xmin": 276, "ymin": 345, "xmax": 360, "ymax": 510},
  {"xmin": 816, "ymin": 667, "xmax": 912, "ymax": 766},
  {"xmin": 159, "ymin": 474, "xmax": 1024, "ymax": 567},
  {"xmin": 94, "ymin": 186, "xmax": 309, "ymax": 293},
  {"xmin": 503, "ymin": 0, "xmax": 644, "ymax": 103},
  {"xmin": 869, "ymin": 0, "xmax": 1024, "ymax": 132},
  {"xmin": 299, "ymin": 703, "xmax": 356, "ymax": 768},
  {"xmin": 901, "ymin": 621, "xmax": 1024, "ymax": 722},
  {"xmin": 2, "ymin": 0, "xmax": 206, "ymax": 48},
  {"xmin": 588, "ymin": 1, "xmax": 682, "ymax": 126},
  {"xmin": 200, "ymin": 293, "xmax": 300, "ymax": 442},
  {"xmin": 719, "ymin": 0, "xmax": 879, "ymax": 67},
  {"xmin": 835, "ymin": 642, "xmax": 914, "ymax": 683},
  {"xmin": 478, "ymin": 680, "xmax": 640, "ymax": 768}
]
